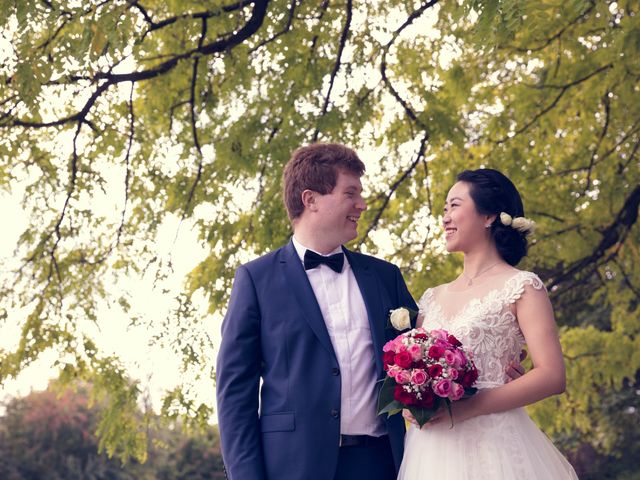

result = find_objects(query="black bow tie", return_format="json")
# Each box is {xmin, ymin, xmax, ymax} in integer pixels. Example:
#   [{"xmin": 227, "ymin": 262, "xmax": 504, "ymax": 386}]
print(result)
[{"xmin": 303, "ymin": 250, "xmax": 344, "ymax": 273}]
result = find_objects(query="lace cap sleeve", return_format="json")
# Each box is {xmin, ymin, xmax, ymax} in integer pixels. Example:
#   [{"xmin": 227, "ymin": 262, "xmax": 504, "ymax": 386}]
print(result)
[
  {"xmin": 503, "ymin": 271, "xmax": 546, "ymax": 305},
  {"xmin": 417, "ymin": 287, "xmax": 434, "ymax": 315}
]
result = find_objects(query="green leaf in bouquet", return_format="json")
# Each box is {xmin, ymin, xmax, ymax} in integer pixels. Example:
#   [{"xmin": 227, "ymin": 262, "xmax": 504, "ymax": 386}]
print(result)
[
  {"xmin": 408, "ymin": 405, "xmax": 439, "ymax": 429},
  {"xmin": 464, "ymin": 386, "xmax": 478, "ymax": 397},
  {"xmin": 377, "ymin": 376, "xmax": 404, "ymax": 416},
  {"xmin": 379, "ymin": 401, "xmax": 405, "ymax": 417},
  {"xmin": 445, "ymin": 399, "xmax": 454, "ymax": 428}
]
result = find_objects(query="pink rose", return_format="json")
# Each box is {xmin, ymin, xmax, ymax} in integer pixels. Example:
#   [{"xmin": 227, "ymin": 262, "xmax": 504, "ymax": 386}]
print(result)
[
  {"xmin": 443, "ymin": 350, "xmax": 456, "ymax": 365},
  {"xmin": 430, "ymin": 329, "xmax": 449, "ymax": 340},
  {"xmin": 395, "ymin": 369, "xmax": 412, "ymax": 385},
  {"xmin": 386, "ymin": 365, "xmax": 401, "ymax": 378},
  {"xmin": 411, "ymin": 369, "xmax": 428, "ymax": 386},
  {"xmin": 433, "ymin": 379, "xmax": 452, "ymax": 398},
  {"xmin": 451, "ymin": 349, "xmax": 467, "ymax": 368},
  {"xmin": 449, "ymin": 382, "xmax": 465, "ymax": 401},
  {"xmin": 447, "ymin": 368, "xmax": 459, "ymax": 380},
  {"xmin": 408, "ymin": 344, "xmax": 423, "ymax": 361},
  {"xmin": 382, "ymin": 340, "xmax": 396, "ymax": 353},
  {"xmin": 394, "ymin": 337, "xmax": 408, "ymax": 352},
  {"xmin": 434, "ymin": 338, "xmax": 449, "ymax": 348}
]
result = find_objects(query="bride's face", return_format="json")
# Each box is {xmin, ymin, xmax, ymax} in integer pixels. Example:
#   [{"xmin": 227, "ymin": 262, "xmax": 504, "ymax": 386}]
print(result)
[{"xmin": 443, "ymin": 181, "xmax": 492, "ymax": 253}]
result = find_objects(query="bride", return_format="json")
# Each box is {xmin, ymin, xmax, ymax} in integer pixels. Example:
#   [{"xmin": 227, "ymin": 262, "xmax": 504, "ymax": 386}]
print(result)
[{"xmin": 398, "ymin": 169, "xmax": 578, "ymax": 479}]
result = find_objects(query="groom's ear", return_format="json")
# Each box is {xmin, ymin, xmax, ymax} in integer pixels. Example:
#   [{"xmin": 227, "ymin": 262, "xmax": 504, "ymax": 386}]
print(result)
[{"xmin": 301, "ymin": 189, "xmax": 318, "ymax": 212}]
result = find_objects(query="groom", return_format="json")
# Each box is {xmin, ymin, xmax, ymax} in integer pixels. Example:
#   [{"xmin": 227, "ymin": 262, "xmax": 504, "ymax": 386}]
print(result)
[{"xmin": 216, "ymin": 143, "xmax": 418, "ymax": 480}]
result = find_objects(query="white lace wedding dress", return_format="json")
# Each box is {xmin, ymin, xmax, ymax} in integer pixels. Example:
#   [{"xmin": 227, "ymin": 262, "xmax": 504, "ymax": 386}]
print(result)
[{"xmin": 398, "ymin": 270, "xmax": 578, "ymax": 479}]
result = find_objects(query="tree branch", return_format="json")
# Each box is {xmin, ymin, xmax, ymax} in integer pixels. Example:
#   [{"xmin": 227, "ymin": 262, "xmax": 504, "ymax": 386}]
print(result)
[
  {"xmin": 583, "ymin": 93, "xmax": 611, "ymax": 194},
  {"xmin": 619, "ymin": 137, "xmax": 640, "ymax": 173},
  {"xmin": 613, "ymin": 258, "xmax": 640, "ymax": 301},
  {"xmin": 249, "ymin": 0, "xmax": 297, "ymax": 53},
  {"xmin": 557, "ymin": 118, "xmax": 640, "ymax": 176},
  {"xmin": 132, "ymin": 0, "xmax": 253, "ymax": 32},
  {"xmin": 116, "ymin": 83, "xmax": 135, "ymax": 247},
  {"xmin": 493, "ymin": 64, "xmax": 612, "ymax": 144},
  {"xmin": 305, "ymin": 0, "xmax": 330, "ymax": 67},
  {"xmin": 47, "ymin": 122, "xmax": 83, "ymax": 281},
  {"xmin": 357, "ymin": 133, "xmax": 429, "ymax": 246},
  {"xmin": 181, "ymin": 18, "xmax": 208, "ymax": 222},
  {"xmin": 380, "ymin": 0, "xmax": 439, "ymax": 132},
  {"xmin": 311, "ymin": 0, "xmax": 352, "ymax": 142},
  {"xmin": 3, "ymin": 0, "xmax": 270, "ymax": 130},
  {"xmin": 527, "ymin": 64, "xmax": 612, "ymax": 90},
  {"xmin": 500, "ymin": 3, "xmax": 595, "ymax": 53},
  {"xmin": 548, "ymin": 184, "xmax": 640, "ymax": 291}
]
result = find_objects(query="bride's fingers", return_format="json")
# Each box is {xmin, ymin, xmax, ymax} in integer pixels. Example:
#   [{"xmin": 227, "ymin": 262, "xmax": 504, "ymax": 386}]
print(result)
[
  {"xmin": 505, "ymin": 361, "xmax": 524, "ymax": 381},
  {"xmin": 402, "ymin": 409, "xmax": 418, "ymax": 425},
  {"xmin": 418, "ymin": 413, "xmax": 441, "ymax": 429}
]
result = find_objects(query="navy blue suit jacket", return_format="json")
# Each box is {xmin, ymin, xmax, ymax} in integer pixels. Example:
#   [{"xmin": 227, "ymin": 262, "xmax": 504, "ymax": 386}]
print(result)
[{"xmin": 216, "ymin": 241, "xmax": 417, "ymax": 480}]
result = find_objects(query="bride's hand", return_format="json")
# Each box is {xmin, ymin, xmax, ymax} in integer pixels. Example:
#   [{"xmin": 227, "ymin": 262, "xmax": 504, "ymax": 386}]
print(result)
[
  {"xmin": 447, "ymin": 398, "xmax": 479, "ymax": 425},
  {"xmin": 402, "ymin": 409, "xmax": 419, "ymax": 427},
  {"xmin": 506, "ymin": 349, "xmax": 527, "ymax": 381},
  {"xmin": 402, "ymin": 406, "xmax": 449, "ymax": 429},
  {"xmin": 420, "ymin": 397, "xmax": 482, "ymax": 428}
]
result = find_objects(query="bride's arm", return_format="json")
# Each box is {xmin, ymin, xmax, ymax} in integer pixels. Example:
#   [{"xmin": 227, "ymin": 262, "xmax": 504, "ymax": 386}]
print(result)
[{"xmin": 430, "ymin": 284, "xmax": 566, "ymax": 426}]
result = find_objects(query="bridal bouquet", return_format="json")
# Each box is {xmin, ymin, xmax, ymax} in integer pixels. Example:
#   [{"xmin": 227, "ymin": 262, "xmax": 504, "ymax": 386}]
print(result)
[{"xmin": 378, "ymin": 308, "xmax": 478, "ymax": 428}]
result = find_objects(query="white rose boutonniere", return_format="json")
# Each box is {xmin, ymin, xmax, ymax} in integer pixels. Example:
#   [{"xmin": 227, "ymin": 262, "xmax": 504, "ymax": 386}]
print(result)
[{"xmin": 389, "ymin": 307, "xmax": 418, "ymax": 331}]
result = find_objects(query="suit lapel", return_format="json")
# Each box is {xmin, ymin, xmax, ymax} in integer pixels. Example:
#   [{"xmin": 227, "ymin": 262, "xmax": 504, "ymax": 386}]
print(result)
[
  {"xmin": 281, "ymin": 241, "xmax": 337, "ymax": 361},
  {"xmin": 343, "ymin": 247, "xmax": 385, "ymax": 375}
]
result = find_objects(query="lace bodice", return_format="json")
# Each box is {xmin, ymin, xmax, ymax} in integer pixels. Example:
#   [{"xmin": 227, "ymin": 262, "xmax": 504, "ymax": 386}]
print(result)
[{"xmin": 418, "ymin": 271, "xmax": 544, "ymax": 389}]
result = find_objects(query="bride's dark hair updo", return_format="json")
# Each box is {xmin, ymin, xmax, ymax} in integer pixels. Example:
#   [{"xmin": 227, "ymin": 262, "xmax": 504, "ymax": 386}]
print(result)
[{"xmin": 456, "ymin": 168, "xmax": 528, "ymax": 266}]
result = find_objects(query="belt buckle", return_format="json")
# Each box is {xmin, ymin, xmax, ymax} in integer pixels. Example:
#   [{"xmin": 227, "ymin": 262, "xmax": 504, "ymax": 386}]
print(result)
[{"xmin": 339, "ymin": 434, "xmax": 351, "ymax": 447}]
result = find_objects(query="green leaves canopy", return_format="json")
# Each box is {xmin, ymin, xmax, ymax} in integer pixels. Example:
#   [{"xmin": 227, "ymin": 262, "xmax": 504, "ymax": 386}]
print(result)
[{"xmin": 1, "ymin": 0, "xmax": 638, "ymax": 464}]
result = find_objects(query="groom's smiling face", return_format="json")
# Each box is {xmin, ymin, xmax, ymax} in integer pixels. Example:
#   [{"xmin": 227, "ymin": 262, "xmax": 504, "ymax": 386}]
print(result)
[{"xmin": 310, "ymin": 171, "xmax": 367, "ymax": 249}]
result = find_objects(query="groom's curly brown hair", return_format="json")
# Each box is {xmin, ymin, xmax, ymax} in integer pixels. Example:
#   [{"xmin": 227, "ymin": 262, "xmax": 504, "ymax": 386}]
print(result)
[{"xmin": 282, "ymin": 143, "xmax": 365, "ymax": 221}]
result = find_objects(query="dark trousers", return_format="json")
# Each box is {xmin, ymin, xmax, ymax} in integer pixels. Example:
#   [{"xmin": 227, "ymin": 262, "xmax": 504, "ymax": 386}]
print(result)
[{"xmin": 333, "ymin": 435, "xmax": 396, "ymax": 480}]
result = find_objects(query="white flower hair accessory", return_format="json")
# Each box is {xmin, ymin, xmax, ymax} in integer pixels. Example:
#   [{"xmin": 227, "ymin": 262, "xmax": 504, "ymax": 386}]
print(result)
[{"xmin": 499, "ymin": 212, "xmax": 535, "ymax": 235}]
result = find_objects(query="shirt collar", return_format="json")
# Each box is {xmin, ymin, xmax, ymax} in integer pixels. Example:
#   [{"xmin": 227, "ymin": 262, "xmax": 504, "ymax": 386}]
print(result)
[{"xmin": 292, "ymin": 236, "xmax": 345, "ymax": 265}]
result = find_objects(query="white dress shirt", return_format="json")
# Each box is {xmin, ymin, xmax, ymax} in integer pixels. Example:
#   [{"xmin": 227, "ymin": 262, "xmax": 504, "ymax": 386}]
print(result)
[{"xmin": 292, "ymin": 237, "xmax": 386, "ymax": 437}]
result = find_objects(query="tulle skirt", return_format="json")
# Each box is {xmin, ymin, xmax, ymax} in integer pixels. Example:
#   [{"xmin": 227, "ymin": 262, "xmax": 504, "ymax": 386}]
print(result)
[{"xmin": 398, "ymin": 407, "xmax": 578, "ymax": 480}]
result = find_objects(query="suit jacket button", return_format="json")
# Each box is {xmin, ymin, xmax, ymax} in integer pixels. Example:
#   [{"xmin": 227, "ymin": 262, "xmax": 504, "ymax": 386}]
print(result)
[
  {"xmin": 331, "ymin": 409, "xmax": 339, "ymax": 418},
  {"xmin": 332, "ymin": 367, "xmax": 340, "ymax": 376}
]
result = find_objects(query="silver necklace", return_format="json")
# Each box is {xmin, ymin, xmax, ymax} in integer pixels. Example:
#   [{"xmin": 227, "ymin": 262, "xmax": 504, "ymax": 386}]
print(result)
[{"xmin": 462, "ymin": 262, "xmax": 500, "ymax": 286}]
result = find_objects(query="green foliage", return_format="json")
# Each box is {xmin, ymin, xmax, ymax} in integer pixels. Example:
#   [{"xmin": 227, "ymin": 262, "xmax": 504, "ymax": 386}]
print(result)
[
  {"xmin": 0, "ymin": 381, "xmax": 224, "ymax": 479},
  {"xmin": 0, "ymin": 382, "xmax": 145, "ymax": 479},
  {"xmin": 0, "ymin": 0, "xmax": 638, "ymax": 471}
]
